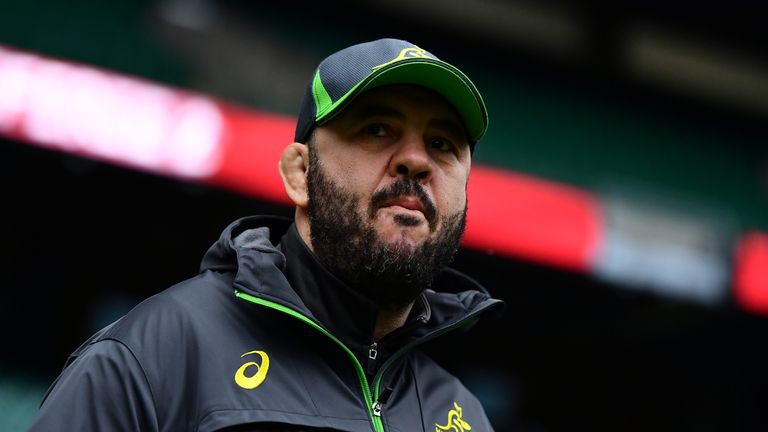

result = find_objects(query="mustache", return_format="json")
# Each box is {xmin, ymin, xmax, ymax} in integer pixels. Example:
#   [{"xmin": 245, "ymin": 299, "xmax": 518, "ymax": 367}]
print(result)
[{"xmin": 369, "ymin": 179, "xmax": 438, "ymax": 224}]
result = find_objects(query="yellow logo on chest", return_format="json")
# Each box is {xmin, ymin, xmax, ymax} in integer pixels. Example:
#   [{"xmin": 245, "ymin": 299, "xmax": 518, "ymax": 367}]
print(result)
[
  {"xmin": 234, "ymin": 350, "xmax": 270, "ymax": 389},
  {"xmin": 435, "ymin": 401, "xmax": 471, "ymax": 432}
]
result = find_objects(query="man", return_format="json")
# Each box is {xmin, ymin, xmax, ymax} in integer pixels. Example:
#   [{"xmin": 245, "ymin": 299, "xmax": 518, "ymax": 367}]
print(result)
[{"xmin": 30, "ymin": 38, "xmax": 504, "ymax": 431}]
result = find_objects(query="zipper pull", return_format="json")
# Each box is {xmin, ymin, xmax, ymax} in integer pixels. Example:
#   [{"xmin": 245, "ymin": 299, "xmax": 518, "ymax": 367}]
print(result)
[
  {"xmin": 367, "ymin": 342, "xmax": 378, "ymax": 375},
  {"xmin": 371, "ymin": 386, "xmax": 393, "ymax": 417}
]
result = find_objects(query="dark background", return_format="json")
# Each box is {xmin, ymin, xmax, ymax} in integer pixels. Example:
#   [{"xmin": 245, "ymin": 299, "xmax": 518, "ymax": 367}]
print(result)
[{"xmin": 2, "ymin": 1, "xmax": 767, "ymax": 431}]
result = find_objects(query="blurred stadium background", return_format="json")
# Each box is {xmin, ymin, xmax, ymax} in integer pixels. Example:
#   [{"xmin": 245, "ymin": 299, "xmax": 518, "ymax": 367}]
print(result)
[{"xmin": 1, "ymin": 1, "xmax": 767, "ymax": 431}]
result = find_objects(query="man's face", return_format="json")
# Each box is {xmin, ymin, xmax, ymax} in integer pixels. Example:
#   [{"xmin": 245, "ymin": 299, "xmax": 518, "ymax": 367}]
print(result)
[{"xmin": 306, "ymin": 84, "xmax": 472, "ymax": 308}]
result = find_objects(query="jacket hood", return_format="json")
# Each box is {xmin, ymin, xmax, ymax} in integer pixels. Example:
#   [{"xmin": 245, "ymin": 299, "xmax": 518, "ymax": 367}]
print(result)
[{"xmin": 200, "ymin": 215, "xmax": 292, "ymax": 274}]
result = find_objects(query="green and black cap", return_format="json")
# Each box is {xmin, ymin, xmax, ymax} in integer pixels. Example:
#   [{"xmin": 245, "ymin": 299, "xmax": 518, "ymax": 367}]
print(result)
[{"xmin": 294, "ymin": 38, "xmax": 489, "ymax": 149}]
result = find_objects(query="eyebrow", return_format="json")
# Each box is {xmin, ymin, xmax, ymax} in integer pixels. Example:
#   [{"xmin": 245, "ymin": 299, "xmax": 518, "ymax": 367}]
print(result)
[
  {"xmin": 347, "ymin": 104, "xmax": 406, "ymax": 123},
  {"xmin": 428, "ymin": 118, "xmax": 468, "ymax": 143},
  {"xmin": 348, "ymin": 103, "xmax": 469, "ymax": 142}
]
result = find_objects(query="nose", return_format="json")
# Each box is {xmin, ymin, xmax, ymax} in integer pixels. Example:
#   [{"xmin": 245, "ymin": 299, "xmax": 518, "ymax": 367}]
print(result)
[{"xmin": 388, "ymin": 135, "xmax": 432, "ymax": 182}]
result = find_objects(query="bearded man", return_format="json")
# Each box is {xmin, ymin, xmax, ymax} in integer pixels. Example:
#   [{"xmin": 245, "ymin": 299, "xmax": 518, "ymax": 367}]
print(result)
[{"xmin": 31, "ymin": 38, "xmax": 504, "ymax": 432}]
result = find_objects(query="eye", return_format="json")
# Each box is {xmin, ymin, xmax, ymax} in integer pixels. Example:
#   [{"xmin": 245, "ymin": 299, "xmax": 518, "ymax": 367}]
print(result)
[
  {"xmin": 429, "ymin": 137, "xmax": 455, "ymax": 153},
  {"xmin": 365, "ymin": 123, "xmax": 389, "ymax": 137}
]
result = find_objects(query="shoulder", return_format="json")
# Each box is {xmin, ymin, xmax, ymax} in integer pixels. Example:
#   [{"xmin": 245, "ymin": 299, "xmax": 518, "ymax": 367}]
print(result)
[
  {"xmin": 32, "ymin": 339, "xmax": 159, "ymax": 431},
  {"xmin": 65, "ymin": 270, "xmax": 265, "ymax": 428},
  {"xmin": 81, "ymin": 271, "xmax": 242, "ymax": 395},
  {"xmin": 102, "ymin": 270, "xmax": 233, "ymax": 344}
]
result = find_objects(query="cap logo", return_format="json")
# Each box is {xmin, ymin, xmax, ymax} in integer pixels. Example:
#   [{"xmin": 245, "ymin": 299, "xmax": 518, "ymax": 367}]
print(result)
[{"xmin": 372, "ymin": 47, "xmax": 434, "ymax": 71}]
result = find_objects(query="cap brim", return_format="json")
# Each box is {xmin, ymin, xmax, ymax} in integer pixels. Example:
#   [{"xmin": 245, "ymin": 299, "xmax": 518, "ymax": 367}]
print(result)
[{"xmin": 316, "ymin": 59, "xmax": 488, "ymax": 143}]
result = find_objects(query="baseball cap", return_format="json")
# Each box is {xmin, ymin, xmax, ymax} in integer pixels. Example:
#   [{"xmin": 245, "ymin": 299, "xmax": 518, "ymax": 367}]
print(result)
[{"xmin": 294, "ymin": 38, "xmax": 488, "ymax": 149}]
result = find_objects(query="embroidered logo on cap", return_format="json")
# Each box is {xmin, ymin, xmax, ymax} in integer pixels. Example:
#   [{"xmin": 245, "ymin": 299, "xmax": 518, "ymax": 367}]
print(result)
[{"xmin": 372, "ymin": 47, "xmax": 435, "ymax": 71}]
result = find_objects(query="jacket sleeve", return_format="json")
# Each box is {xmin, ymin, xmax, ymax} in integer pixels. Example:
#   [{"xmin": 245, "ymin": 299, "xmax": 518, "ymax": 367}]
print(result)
[{"xmin": 29, "ymin": 339, "xmax": 160, "ymax": 432}]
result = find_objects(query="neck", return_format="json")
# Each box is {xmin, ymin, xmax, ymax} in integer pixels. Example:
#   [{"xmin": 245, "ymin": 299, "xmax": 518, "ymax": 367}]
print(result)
[
  {"xmin": 295, "ymin": 210, "xmax": 314, "ymax": 252},
  {"xmin": 373, "ymin": 303, "xmax": 413, "ymax": 341}
]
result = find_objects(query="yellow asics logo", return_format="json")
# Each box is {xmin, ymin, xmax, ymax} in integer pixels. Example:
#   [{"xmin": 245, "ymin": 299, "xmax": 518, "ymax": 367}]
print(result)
[
  {"xmin": 234, "ymin": 350, "xmax": 270, "ymax": 390},
  {"xmin": 372, "ymin": 47, "xmax": 434, "ymax": 70},
  {"xmin": 435, "ymin": 401, "xmax": 471, "ymax": 432}
]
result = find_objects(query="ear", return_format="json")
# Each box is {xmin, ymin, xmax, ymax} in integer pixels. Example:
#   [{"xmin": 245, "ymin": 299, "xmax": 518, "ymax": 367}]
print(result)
[{"xmin": 279, "ymin": 142, "xmax": 310, "ymax": 209}]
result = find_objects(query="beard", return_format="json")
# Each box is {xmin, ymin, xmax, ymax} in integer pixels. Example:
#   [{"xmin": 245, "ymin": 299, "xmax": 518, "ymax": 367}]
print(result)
[{"xmin": 306, "ymin": 148, "xmax": 467, "ymax": 310}]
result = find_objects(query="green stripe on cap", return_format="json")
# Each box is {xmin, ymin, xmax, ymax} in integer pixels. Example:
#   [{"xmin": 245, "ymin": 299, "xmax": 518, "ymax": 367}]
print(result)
[
  {"xmin": 315, "ymin": 58, "xmax": 488, "ymax": 142},
  {"xmin": 312, "ymin": 69, "xmax": 333, "ymax": 118}
]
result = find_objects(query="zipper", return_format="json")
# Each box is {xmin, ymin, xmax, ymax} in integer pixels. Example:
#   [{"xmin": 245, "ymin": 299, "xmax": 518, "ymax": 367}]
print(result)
[
  {"xmin": 365, "ymin": 308, "xmax": 485, "ymax": 421},
  {"xmin": 234, "ymin": 290, "xmax": 385, "ymax": 432},
  {"xmin": 369, "ymin": 315, "xmax": 482, "ymax": 415},
  {"xmin": 236, "ymin": 288, "xmax": 496, "ymax": 431},
  {"xmin": 367, "ymin": 342, "xmax": 378, "ymax": 376},
  {"xmin": 371, "ymin": 386, "xmax": 392, "ymax": 416}
]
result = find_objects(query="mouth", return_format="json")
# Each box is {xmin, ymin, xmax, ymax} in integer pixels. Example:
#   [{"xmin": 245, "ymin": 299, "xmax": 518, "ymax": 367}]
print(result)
[
  {"xmin": 381, "ymin": 196, "xmax": 426, "ymax": 215},
  {"xmin": 368, "ymin": 181, "xmax": 438, "ymax": 230},
  {"xmin": 378, "ymin": 197, "xmax": 436, "ymax": 229}
]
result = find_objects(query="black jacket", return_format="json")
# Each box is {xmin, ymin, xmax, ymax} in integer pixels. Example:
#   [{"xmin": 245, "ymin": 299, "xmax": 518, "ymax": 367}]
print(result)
[{"xmin": 30, "ymin": 216, "xmax": 504, "ymax": 431}]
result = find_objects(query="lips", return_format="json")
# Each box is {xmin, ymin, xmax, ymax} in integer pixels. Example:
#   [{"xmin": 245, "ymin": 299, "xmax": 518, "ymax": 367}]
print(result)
[
  {"xmin": 382, "ymin": 196, "xmax": 426, "ymax": 215},
  {"xmin": 369, "ymin": 180, "xmax": 438, "ymax": 229}
]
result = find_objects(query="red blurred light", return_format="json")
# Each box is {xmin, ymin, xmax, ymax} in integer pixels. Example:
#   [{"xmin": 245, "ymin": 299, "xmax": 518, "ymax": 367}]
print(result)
[
  {"xmin": 0, "ymin": 46, "xmax": 223, "ymax": 178},
  {"xmin": 734, "ymin": 232, "xmax": 768, "ymax": 315},
  {"xmin": 464, "ymin": 167, "xmax": 602, "ymax": 272}
]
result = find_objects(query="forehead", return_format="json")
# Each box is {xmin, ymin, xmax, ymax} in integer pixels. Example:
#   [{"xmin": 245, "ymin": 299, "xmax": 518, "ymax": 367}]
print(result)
[{"xmin": 329, "ymin": 84, "xmax": 469, "ymax": 137}]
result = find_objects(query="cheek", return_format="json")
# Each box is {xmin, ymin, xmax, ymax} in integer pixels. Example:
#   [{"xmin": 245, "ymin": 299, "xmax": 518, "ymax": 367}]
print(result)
[
  {"xmin": 436, "ymin": 177, "xmax": 468, "ymax": 216},
  {"xmin": 325, "ymin": 153, "xmax": 379, "ymax": 189},
  {"xmin": 347, "ymin": 161, "xmax": 388, "ymax": 194},
  {"xmin": 331, "ymin": 165, "xmax": 383, "ymax": 211}
]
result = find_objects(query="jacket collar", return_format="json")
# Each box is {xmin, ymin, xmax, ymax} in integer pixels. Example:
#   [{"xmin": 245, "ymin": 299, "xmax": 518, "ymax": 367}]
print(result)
[
  {"xmin": 277, "ymin": 222, "xmax": 381, "ymax": 346},
  {"xmin": 200, "ymin": 215, "xmax": 504, "ymax": 350}
]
